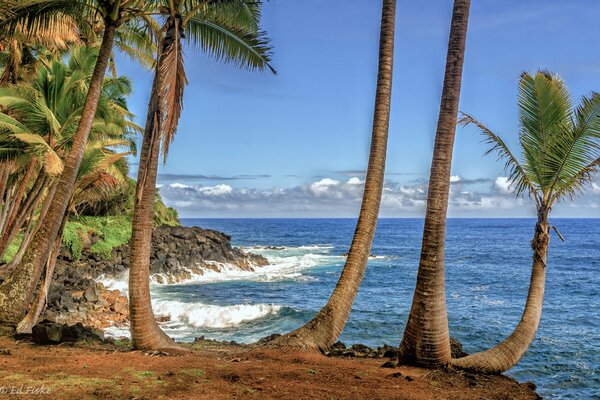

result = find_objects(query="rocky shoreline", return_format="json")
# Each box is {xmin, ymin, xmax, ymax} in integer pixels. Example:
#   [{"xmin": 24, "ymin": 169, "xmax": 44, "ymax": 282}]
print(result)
[{"xmin": 43, "ymin": 225, "xmax": 268, "ymax": 332}]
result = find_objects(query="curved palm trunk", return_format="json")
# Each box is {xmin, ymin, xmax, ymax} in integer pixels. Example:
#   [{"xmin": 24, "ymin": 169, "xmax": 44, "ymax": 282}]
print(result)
[
  {"xmin": 0, "ymin": 23, "xmax": 117, "ymax": 327},
  {"xmin": 399, "ymin": 0, "xmax": 470, "ymax": 367},
  {"xmin": 450, "ymin": 208, "xmax": 549, "ymax": 373},
  {"xmin": 128, "ymin": 28, "xmax": 179, "ymax": 350},
  {"xmin": 269, "ymin": 0, "xmax": 396, "ymax": 352},
  {"xmin": 15, "ymin": 215, "xmax": 67, "ymax": 334}
]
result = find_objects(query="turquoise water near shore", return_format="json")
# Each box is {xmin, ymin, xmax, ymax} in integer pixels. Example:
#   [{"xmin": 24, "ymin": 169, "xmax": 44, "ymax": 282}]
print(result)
[{"xmin": 150, "ymin": 218, "xmax": 599, "ymax": 399}]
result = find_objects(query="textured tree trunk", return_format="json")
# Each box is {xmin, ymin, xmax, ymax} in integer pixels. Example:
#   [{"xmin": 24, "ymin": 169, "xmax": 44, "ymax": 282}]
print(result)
[
  {"xmin": 399, "ymin": 0, "xmax": 470, "ymax": 367},
  {"xmin": 0, "ymin": 172, "xmax": 46, "ymax": 260},
  {"xmin": 268, "ymin": 0, "xmax": 396, "ymax": 352},
  {"xmin": 5, "ymin": 180, "xmax": 57, "ymax": 269},
  {"xmin": 0, "ymin": 23, "xmax": 117, "ymax": 327},
  {"xmin": 128, "ymin": 29, "xmax": 178, "ymax": 350},
  {"xmin": 16, "ymin": 215, "xmax": 66, "ymax": 334},
  {"xmin": 450, "ymin": 207, "xmax": 549, "ymax": 373},
  {"xmin": 0, "ymin": 186, "xmax": 16, "ymax": 236},
  {"xmin": 0, "ymin": 160, "xmax": 35, "ymax": 247}
]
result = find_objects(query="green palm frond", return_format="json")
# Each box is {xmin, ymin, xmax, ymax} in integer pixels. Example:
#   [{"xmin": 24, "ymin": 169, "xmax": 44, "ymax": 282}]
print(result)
[
  {"xmin": 459, "ymin": 112, "xmax": 537, "ymax": 202},
  {"xmin": 12, "ymin": 132, "xmax": 64, "ymax": 174},
  {"xmin": 518, "ymin": 71, "xmax": 572, "ymax": 192},
  {"xmin": 186, "ymin": 15, "xmax": 275, "ymax": 73},
  {"xmin": 114, "ymin": 19, "xmax": 158, "ymax": 70},
  {"xmin": 548, "ymin": 93, "xmax": 600, "ymax": 202},
  {"xmin": 465, "ymin": 71, "xmax": 600, "ymax": 209}
]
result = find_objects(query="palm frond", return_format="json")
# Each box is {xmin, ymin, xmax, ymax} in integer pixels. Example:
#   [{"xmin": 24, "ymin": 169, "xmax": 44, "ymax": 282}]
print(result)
[
  {"xmin": 518, "ymin": 71, "xmax": 572, "ymax": 192},
  {"xmin": 158, "ymin": 16, "xmax": 187, "ymax": 160},
  {"xmin": 185, "ymin": 15, "xmax": 275, "ymax": 73},
  {"xmin": 460, "ymin": 112, "xmax": 537, "ymax": 200}
]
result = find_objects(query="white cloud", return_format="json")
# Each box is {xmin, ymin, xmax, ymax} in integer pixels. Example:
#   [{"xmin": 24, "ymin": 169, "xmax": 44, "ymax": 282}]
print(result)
[
  {"xmin": 450, "ymin": 175, "xmax": 461, "ymax": 183},
  {"xmin": 309, "ymin": 178, "xmax": 340, "ymax": 197},
  {"xmin": 158, "ymin": 175, "xmax": 599, "ymax": 217},
  {"xmin": 494, "ymin": 177, "xmax": 514, "ymax": 194},
  {"xmin": 197, "ymin": 184, "xmax": 232, "ymax": 196},
  {"xmin": 170, "ymin": 182, "xmax": 192, "ymax": 189},
  {"xmin": 347, "ymin": 177, "xmax": 364, "ymax": 185}
]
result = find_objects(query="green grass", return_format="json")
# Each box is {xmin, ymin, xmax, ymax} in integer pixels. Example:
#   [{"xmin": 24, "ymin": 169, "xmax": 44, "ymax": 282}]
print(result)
[
  {"xmin": 180, "ymin": 368, "xmax": 205, "ymax": 377},
  {"xmin": 62, "ymin": 215, "xmax": 132, "ymax": 261},
  {"xmin": 1, "ymin": 232, "xmax": 22, "ymax": 263}
]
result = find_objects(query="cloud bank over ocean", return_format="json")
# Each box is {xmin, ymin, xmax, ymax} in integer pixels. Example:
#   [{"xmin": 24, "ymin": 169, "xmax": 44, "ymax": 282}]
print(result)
[{"xmin": 158, "ymin": 176, "xmax": 600, "ymax": 218}]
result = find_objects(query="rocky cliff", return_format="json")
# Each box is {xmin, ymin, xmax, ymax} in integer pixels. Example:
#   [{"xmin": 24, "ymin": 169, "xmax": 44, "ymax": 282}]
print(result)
[{"xmin": 44, "ymin": 225, "xmax": 267, "ymax": 331}]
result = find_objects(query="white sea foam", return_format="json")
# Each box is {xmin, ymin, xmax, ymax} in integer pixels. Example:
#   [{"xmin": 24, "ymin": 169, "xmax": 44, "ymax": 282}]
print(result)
[
  {"xmin": 96, "ymin": 273, "xmax": 129, "ymax": 293},
  {"xmin": 152, "ymin": 299, "xmax": 281, "ymax": 329},
  {"xmin": 103, "ymin": 324, "xmax": 130, "ymax": 338}
]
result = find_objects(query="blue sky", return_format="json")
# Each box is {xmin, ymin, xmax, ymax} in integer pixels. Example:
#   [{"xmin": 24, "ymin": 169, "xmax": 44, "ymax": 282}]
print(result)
[{"xmin": 117, "ymin": 0, "xmax": 600, "ymax": 218}]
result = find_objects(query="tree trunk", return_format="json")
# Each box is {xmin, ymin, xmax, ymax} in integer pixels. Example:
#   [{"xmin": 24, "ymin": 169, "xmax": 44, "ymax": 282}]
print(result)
[
  {"xmin": 0, "ymin": 159, "xmax": 35, "ymax": 246},
  {"xmin": 399, "ymin": 0, "xmax": 470, "ymax": 367},
  {"xmin": 128, "ymin": 28, "xmax": 178, "ymax": 350},
  {"xmin": 268, "ymin": 0, "xmax": 396, "ymax": 352},
  {"xmin": 0, "ymin": 172, "xmax": 46, "ymax": 260},
  {"xmin": 450, "ymin": 207, "xmax": 550, "ymax": 373},
  {"xmin": 15, "ymin": 215, "xmax": 67, "ymax": 334},
  {"xmin": 0, "ymin": 23, "xmax": 117, "ymax": 327},
  {"xmin": 5, "ymin": 180, "xmax": 57, "ymax": 269}
]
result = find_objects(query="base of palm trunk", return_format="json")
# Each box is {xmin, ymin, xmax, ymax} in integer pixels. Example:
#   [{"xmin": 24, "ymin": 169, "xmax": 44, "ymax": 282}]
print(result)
[{"xmin": 131, "ymin": 321, "xmax": 185, "ymax": 352}]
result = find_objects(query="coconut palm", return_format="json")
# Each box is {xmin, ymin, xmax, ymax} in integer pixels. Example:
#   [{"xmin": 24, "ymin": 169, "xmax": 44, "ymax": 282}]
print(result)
[
  {"xmin": 399, "ymin": 0, "xmax": 471, "ymax": 367},
  {"xmin": 16, "ymin": 138, "xmax": 133, "ymax": 334},
  {"xmin": 0, "ymin": 40, "xmax": 138, "ymax": 325},
  {"xmin": 128, "ymin": 0, "xmax": 275, "ymax": 350},
  {"xmin": 451, "ymin": 71, "xmax": 600, "ymax": 373},
  {"xmin": 268, "ymin": 0, "xmax": 397, "ymax": 352}
]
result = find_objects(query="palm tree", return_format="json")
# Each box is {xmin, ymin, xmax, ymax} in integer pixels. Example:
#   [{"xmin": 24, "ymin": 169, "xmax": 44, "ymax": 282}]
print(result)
[
  {"xmin": 0, "ymin": 37, "xmax": 138, "ymax": 325},
  {"xmin": 268, "ymin": 0, "xmax": 397, "ymax": 352},
  {"xmin": 16, "ymin": 137, "xmax": 133, "ymax": 334},
  {"xmin": 451, "ymin": 71, "xmax": 600, "ymax": 373},
  {"xmin": 128, "ymin": 0, "xmax": 274, "ymax": 350},
  {"xmin": 0, "ymin": 1, "xmax": 152, "ymax": 326},
  {"xmin": 399, "ymin": 0, "xmax": 471, "ymax": 367}
]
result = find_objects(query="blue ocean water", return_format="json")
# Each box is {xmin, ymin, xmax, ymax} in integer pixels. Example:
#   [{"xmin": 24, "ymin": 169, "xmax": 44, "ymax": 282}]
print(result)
[{"xmin": 151, "ymin": 218, "xmax": 599, "ymax": 399}]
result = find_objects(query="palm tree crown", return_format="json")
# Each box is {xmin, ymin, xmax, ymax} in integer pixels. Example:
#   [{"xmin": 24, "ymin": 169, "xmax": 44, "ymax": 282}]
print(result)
[{"xmin": 461, "ymin": 71, "xmax": 600, "ymax": 210}]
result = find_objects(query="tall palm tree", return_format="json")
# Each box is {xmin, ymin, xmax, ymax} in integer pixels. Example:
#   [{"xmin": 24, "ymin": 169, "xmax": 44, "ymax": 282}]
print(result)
[
  {"xmin": 128, "ymin": 0, "xmax": 274, "ymax": 350},
  {"xmin": 399, "ymin": 0, "xmax": 471, "ymax": 367},
  {"xmin": 451, "ymin": 71, "xmax": 600, "ymax": 373},
  {"xmin": 0, "ymin": 1, "xmax": 151, "ymax": 326},
  {"xmin": 268, "ymin": 0, "xmax": 397, "ymax": 352}
]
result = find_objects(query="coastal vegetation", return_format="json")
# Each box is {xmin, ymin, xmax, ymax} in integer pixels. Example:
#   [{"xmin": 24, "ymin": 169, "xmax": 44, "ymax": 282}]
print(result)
[{"xmin": 0, "ymin": 0, "xmax": 598, "ymax": 398}]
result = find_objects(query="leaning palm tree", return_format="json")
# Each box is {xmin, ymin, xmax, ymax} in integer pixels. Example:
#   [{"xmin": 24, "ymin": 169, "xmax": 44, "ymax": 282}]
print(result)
[
  {"xmin": 128, "ymin": 0, "xmax": 275, "ymax": 350},
  {"xmin": 268, "ymin": 0, "xmax": 397, "ymax": 352},
  {"xmin": 451, "ymin": 71, "xmax": 600, "ymax": 373},
  {"xmin": 399, "ymin": 0, "xmax": 471, "ymax": 366},
  {"xmin": 0, "ymin": 35, "xmax": 139, "ymax": 325},
  {"xmin": 0, "ymin": 1, "xmax": 153, "ymax": 326}
]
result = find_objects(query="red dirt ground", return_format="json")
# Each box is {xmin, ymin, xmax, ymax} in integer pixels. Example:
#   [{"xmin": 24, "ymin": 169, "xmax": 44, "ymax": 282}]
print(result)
[{"xmin": 0, "ymin": 337, "xmax": 539, "ymax": 399}]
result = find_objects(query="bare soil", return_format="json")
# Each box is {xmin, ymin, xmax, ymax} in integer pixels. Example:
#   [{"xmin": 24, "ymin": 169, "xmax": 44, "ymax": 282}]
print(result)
[{"xmin": 0, "ymin": 337, "xmax": 539, "ymax": 399}]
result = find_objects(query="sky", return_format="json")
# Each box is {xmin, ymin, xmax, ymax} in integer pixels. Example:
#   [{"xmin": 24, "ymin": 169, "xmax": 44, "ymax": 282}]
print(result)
[{"xmin": 116, "ymin": 0, "xmax": 600, "ymax": 218}]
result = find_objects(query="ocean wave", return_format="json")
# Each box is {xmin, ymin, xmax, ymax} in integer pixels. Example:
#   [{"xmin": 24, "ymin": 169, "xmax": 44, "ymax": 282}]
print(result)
[
  {"xmin": 152, "ymin": 299, "xmax": 281, "ymax": 329},
  {"xmin": 97, "ymin": 273, "xmax": 129, "ymax": 293}
]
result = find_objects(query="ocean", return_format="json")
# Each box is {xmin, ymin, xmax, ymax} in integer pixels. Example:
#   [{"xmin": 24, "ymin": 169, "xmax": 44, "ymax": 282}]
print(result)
[{"xmin": 129, "ymin": 218, "xmax": 599, "ymax": 399}]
